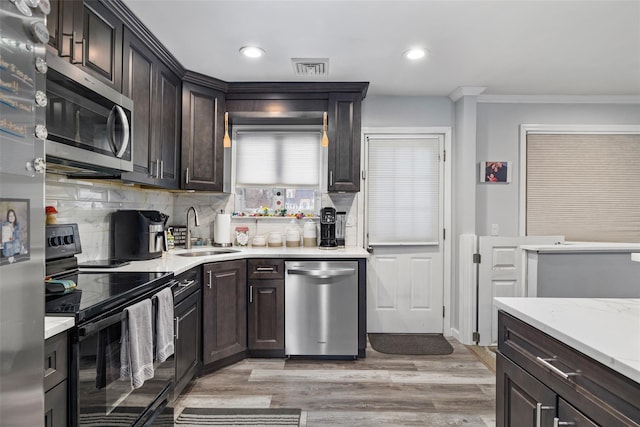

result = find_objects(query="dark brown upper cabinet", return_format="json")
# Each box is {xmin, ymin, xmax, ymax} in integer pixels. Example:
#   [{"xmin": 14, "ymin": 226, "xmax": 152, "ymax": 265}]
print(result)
[
  {"xmin": 327, "ymin": 92, "xmax": 362, "ymax": 192},
  {"xmin": 47, "ymin": 0, "xmax": 123, "ymax": 91},
  {"xmin": 122, "ymin": 28, "xmax": 181, "ymax": 188},
  {"xmin": 181, "ymin": 76, "xmax": 227, "ymax": 191}
]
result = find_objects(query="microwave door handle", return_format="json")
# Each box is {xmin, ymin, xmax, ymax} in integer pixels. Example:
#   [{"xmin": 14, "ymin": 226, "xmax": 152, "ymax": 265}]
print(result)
[{"xmin": 107, "ymin": 105, "xmax": 130, "ymax": 159}]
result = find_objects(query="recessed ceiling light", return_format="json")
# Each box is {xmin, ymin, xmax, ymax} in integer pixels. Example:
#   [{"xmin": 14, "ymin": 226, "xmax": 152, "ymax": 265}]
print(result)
[
  {"xmin": 239, "ymin": 46, "xmax": 265, "ymax": 58},
  {"xmin": 404, "ymin": 48, "xmax": 427, "ymax": 60}
]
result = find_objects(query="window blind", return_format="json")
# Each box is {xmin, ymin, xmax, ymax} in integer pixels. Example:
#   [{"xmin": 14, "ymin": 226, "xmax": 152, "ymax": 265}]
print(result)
[
  {"xmin": 235, "ymin": 131, "xmax": 321, "ymax": 187},
  {"xmin": 367, "ymin": 137, "xmax": 441, "ymax": 244},
  {"xmin": 526, "ymin": 133, "xmax": 640, "ymax": 243}
]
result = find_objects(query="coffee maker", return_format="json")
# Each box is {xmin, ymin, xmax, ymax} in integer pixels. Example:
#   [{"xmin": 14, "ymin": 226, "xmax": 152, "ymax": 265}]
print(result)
[
  {"xmin": 111, "ymin": 210, "xmax": 169, "ymax": 260},
  {"xmin": 319, "ymin": 207, "xmax": 337, "ymax": 248}
]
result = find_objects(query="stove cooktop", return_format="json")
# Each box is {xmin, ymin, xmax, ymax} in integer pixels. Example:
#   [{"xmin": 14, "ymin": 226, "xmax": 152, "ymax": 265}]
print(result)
[{"xmin": 45, "ymin": 270, "xmax": 173, "ymax": 323}]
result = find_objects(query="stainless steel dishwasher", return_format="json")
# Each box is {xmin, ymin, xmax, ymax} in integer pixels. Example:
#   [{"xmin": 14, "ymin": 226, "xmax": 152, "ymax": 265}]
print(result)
[{"xmin": 285, "ymin": 261, "xmax": 358, "ymax": 357}]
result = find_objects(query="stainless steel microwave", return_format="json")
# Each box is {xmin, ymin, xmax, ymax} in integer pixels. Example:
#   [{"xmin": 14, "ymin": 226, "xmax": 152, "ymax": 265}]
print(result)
[{"xmin": 45, "ymin": 54, "xmax": 133, "ymax": 177}]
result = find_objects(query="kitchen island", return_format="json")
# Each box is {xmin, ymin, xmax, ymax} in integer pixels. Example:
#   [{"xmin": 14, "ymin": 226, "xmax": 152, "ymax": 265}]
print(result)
[{"xmin": 494, "ymin": 297, "xmax": 639, "ymax": 426}]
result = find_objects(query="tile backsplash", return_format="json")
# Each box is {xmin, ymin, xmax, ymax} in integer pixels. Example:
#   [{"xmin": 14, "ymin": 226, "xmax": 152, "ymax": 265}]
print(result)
[{"xmin": 45, "ymin": 174, "xmax": 359, "ymax": 261}]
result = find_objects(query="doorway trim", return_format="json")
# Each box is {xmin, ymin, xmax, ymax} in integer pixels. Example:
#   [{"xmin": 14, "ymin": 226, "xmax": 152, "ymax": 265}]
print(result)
[{"xmin": 359, "ymin": 126, "xmax": 452, "ymax": 336}]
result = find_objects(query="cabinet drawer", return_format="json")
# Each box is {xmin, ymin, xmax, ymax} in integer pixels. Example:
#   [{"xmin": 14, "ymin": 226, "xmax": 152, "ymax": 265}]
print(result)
[
  {"xmin": 248, "ymin": 259, "xmax": 284, "ymax": 280},
  {"xmin": 498, "ymin": 311, "xmax": 640, "ymax": 426},
  {"xmin": 44, "ymin": 332, "xmax": 68, "ymax": 392}
]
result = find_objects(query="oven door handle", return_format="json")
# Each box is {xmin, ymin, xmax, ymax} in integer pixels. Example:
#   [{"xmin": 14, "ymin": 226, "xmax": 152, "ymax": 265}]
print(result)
[{"xmin": 78, "ymin": 311, "xmax": 124, "ymax": 338}]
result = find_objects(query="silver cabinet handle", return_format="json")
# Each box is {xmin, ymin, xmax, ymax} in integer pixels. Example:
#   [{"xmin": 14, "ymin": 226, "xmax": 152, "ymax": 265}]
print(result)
[
  {"xmin": 536, "ymin": 357, "xmax": 579, "ymax": 380},
  {"xmin": 536, "ymin": 403, "xmax": 554, "ymax": 427},
  {"xmin": 554, "ymin": 419, "xmax": 575, "ymax": 427},
  {"xmin": 249, "ymin": 285, "xmax": 253, "ymax": 303},
  {"xmin": 207, "ymin": 270, "xmax": 212, "ymax": 288},
  {"xmin": 256, "ymin": 267, "xmax": 275, "ymax": 272},
  {"xmin": 174, "ymin": 316, "xmax": 180, "ymax": 340},
  {"xmin": 155, "ymin": 159, "xmax": 160, "ymax": 178},
  {"xmin": 329, "ymin": 170, "xmax": 334, "ymax": 186},
  {"xmin": 185, "ymin": 167, "xmax": 190, "ymax": 184},
  {"xmin": 160, "ymin": 160, "xmax": 164, "ymax": 179}
]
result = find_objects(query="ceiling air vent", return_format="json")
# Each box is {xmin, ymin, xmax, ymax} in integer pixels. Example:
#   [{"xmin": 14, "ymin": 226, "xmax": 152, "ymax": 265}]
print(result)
[{"xmin": 292, "ymin": 58, "xmax": 329, "ymax": 77}]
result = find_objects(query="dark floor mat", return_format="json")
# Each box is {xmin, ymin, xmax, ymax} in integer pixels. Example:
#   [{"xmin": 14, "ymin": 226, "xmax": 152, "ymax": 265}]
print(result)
[{"xmin": 368, "ymin": 333, "xmax": 454, "ymax": 355}]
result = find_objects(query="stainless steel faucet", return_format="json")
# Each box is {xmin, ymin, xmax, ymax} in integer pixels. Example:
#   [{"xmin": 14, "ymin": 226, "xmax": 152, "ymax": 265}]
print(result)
[{"xmin": 185, "ymin": 206, "xmax": 200, "ymax": 249}]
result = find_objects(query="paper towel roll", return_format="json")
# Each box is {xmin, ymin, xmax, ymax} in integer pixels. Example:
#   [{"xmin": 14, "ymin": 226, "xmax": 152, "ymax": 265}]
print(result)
[{"xmin": 214, "ymin": 213, "xmax": 232, "ymax": 245}]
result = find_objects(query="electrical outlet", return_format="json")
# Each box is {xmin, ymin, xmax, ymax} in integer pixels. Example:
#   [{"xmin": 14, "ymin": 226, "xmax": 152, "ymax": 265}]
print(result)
[{"xmin": 491, "ymin": 224, "xmax": 499, "ymax": 236}]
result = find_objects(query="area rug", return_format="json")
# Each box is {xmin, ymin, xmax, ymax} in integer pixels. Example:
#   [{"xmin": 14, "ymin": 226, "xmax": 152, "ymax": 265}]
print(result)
[
  {"xmin": 175, "ymin": 407, "xmax": 302, "ymax": 426},
  {"xmin": 368, "ymin": 333, "xmax": 454, "ymax": 355}
]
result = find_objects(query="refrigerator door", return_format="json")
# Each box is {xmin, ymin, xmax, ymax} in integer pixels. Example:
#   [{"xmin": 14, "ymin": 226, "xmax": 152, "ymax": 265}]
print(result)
[{"xmin": 0, "ymin": 1, "xmax": 49, "ymax": 425}]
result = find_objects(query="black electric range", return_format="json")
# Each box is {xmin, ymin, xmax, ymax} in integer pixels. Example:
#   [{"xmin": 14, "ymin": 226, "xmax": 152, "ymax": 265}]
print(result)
[{"xmin": 44, "ymin": 224, "xmax": 174, "ymax": 324}]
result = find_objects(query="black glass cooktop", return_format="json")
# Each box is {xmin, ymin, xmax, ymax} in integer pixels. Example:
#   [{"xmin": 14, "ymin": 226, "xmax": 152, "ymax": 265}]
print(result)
[{"xmin": 45, "ymin": 270, "xmax": 173, "ymax": 323}]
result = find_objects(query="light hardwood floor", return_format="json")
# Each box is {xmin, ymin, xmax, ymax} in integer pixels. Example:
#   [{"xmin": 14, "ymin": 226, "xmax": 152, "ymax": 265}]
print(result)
[{"xmin": 175, "ymin": 338, "xmax": 497, "ymax": 426}]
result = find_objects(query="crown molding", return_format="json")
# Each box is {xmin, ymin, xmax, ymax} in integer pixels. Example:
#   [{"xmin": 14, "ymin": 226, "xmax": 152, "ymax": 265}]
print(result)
[
  {"xmin": 478, "ymin": 94, "xmax": 640, "ymax": 104},
  {"xmin": 448, "ymin": 86, "xmax": 487, "ymax": 102}
]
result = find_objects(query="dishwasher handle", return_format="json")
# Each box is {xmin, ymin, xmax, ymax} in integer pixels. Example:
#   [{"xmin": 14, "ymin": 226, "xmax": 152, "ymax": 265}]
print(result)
[{"xmin": 287, "ymin": 267, "xmax": 356, "ymax": 279}]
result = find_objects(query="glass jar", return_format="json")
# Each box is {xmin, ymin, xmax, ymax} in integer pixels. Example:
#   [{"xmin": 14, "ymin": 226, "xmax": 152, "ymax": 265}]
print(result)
[{"xmin": 235, "ymin": 226, "xmax": 249, "ymax": 246}]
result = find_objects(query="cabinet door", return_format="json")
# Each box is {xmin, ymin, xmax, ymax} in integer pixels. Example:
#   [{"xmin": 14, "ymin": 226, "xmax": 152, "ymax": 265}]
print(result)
[
  {"xmin": 557, "ymin": 398, "xmax": 599, "ymax": 427},
  {"xmin": 174, "ymin": 290, "xmax": 201, "ymax": 398},
  {"xmin": 496, "ymin": 352, "xmax": 556, "ymax": 427},
  {"xmin": 248, "ymin": 280, "xmax": 285, "ymax": 351},
  {"xmin": 44, "ymin": 380, "xmax": 67, "ymax": 427},
  {"xmin": 122, "ymin": 28, "xmax": 156, "ymax": 185},
  {"xmin": 202, "ymin": 260, "xmax": 247, "ymax": 364},
  {"xmin": 327, "ymin": 92, "xmax": 362, "ymax": 192},
  {"xmin": 46, "ymin": 0, "xmax": 83, "ymax": 62},
  {"xmin": 81, "ymin": 0, "xmax": 123, "ymax": 90},
  {"xmin": 155, "ymin": 62, "xmax": 181, "ymax": 188},
  {"xmin": 181, "ymin": 82, "xmax": 225, "ymax": 191}
]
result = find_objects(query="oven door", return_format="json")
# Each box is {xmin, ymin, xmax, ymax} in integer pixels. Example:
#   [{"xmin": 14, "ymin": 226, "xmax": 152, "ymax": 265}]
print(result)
[{"xmin": 72, "ymin": 297, "xmax": 175, "ymax": 426}]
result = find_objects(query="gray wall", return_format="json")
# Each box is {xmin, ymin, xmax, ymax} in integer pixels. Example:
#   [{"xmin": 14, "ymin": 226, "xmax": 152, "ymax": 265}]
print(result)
[{"xmin": 475, "ymin": 102, "xmax": 640, "ymax": 237}]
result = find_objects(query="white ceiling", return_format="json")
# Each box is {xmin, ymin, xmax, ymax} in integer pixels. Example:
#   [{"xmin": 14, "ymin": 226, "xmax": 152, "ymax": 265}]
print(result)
[{"xmin": 121, "ymin": 0, "xmax": 640, "ymax": 97}]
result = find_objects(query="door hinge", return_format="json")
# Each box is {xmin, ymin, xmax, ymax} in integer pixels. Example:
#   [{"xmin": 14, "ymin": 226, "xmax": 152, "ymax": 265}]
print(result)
[
  {"xmin": 443, "ymin": 149, "xmax": 446, "ymax": 162},
  {"xmin": 443, "ymin": 228, "xmax": 446, "ymax": 240},
  {"xmin": 473, "ymin": 331, "xmax": 480, "ymax": 343},
  {"xmin": 442, "ymin": 306, "xmax": 445, "ymax": 318},
  {"xmin": 362, "ymin": 170, "xmax": 366, "ymax": 180},
  {"xmin": 473, "ymin": 253, "xmax": 481, "ymax": 264}
]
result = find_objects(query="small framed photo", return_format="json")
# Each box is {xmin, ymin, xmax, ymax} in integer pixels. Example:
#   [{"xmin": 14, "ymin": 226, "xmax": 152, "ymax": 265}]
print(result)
[
  {"xmin": 0, "ymin": 198, "xmax": 30, "ymax": 266},
  {"xmin": 480, "ymin": 161, "xmax": 511, "ymax": 183}
]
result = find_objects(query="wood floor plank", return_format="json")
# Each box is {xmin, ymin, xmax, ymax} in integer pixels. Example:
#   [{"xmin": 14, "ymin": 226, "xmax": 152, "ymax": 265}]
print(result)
[{"xmin": 175, "ymin": 338, "xmax": 497, "ymax": 426}]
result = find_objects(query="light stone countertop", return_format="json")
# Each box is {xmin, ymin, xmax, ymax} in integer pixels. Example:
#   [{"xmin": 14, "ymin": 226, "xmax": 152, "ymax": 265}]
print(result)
[
  {"xmin": 632, "ymin": 253, "xmax": 640, "ymax": 262},
  {"xmin": 44, "ymin": 316, "xmax": 75, "ymax": 340},
  {"xmin": 79, "ymin": 245, "xmax": 369, "ymax": 276},
  {"xmin": 521, "ymin": 242, "xmax": 640, "ymax": 253},
  {"xmin": 494, "ymin": 297, "xmax": 640, "ymax": 384}
]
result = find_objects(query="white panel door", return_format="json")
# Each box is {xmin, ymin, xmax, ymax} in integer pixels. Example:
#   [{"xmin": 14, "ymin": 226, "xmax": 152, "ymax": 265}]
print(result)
[
  {"xmin": 365, "ymin": 134, "xmax": 445, "ymax": 333},
  {"xmin": 477, "ymin": 235, "xmax": 564, "ymax": 345}
]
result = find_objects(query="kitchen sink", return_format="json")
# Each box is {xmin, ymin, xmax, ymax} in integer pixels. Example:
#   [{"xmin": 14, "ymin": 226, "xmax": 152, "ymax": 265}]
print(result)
[{"xmin": 176, "ymin": 249, "xmax": 240, "ymax": 257}]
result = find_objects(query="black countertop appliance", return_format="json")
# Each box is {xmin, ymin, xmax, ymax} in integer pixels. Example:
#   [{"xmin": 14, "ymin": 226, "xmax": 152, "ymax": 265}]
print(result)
[
  {"xmin": 319, "ymin": 207, "xmax": 337, "ymax": 248},
  {"xmin": 111, "ymin": 210, "xmax": 168, "ymax": 261}
]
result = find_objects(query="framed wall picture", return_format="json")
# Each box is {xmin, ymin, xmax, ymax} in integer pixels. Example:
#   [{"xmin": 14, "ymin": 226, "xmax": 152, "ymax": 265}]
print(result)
[
  {"xmin": 480, "ymin": 161, "xmax": 511, "ymax": 183},
  {"xmin": 0, "ymin": 198, "xmax": 30, "ymax": 265}
]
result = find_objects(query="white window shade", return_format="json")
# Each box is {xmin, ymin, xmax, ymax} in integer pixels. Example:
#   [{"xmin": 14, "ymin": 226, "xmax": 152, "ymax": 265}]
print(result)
[
  {"xmin": 235, "ymin": 130, "xmax": 321, "ymax": 187},
  {"xmin": 526, "ymin": 133, "xmax": 640, "ymax": 242},
  {"xmin": 367, "ymin": 137, "xmax": 441, "ymax": 245}
]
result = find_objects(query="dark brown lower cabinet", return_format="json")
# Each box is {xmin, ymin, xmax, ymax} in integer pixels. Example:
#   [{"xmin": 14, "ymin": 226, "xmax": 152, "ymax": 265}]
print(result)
[
  {"xmin": 174, "ymin": 289, "xmax": 201, "ymax": 399},
  {"xmin": 202, "ymin": 260, "xmax": 247, "ymax": 365},
  {"xmin": 247, "ymin": 259, "xmax": 285, "ymax": 356},
  {"xmin": 497, "ymin": 310, "xmax": 640, "ymax": 427},
  {"xmin": 248, "ymin": 280, "xmax": 285, "ymax": 354},
  {"xmin": 44, "ymin": 332, "xmax": 68, "ymax": 427}
]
